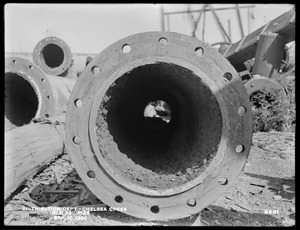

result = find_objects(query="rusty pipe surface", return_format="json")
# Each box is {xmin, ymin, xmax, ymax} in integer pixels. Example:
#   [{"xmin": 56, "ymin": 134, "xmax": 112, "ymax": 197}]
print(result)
[
  {"xmin": 65, "ymin": 32, "xmax": 253, "ymax": 220},
  {"xmin": 5, "ymin": 57, "xmax": 76, "ymax": 128},
  {"xmin": 32, "ymin": 36, "xmax": 73, "ymax": 76}
]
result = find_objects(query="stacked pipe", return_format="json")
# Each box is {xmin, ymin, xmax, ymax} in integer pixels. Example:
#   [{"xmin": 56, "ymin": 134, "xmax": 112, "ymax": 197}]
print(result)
[
  {"xmin": 5, "ymin": 57, "xmax": 75, "ymax": 128},
  {"xmin": 32, "ymin": 36, "xmax": 75, "ymax": 78},
  {"xmin": 5, "ymin": 32, "xmax": 253, "ymax": 221},
  {"xmin": 5, "ymin": 37, "xmax": 78, "ymax": 198}
]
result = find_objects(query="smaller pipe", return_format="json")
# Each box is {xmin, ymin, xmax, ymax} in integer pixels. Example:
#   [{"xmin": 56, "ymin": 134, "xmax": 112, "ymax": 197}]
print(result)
[
  {"xmin": 244, "ymin": 75, "xmax": 287, "ymax": 102},
  {"xmin": 33, "ymin": 36, "xmax": 73, "ymax": 77},
  {"xmin": 5, "ymin": 57, "xmax": 76, "ymax": 128}
]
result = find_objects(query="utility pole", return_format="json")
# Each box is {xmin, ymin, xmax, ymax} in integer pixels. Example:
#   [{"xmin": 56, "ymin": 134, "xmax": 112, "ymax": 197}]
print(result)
[
  {"xmin": 202, "ymin": 10, "xmax": 206, "ymax": 41},
  {"xmin": 228, "ymin": 19, "xmax": 232, "ymax": 41},
  {"xmin": 235, "ymin": 4, "xmax": 244, "ymax": 38},
  {"xmin": 188, "ymin": 4, "xmax": 207, "ymax": 38},
  {"xmin": 209, "ymin": 4, "xmax": 232, "ymax": 42},
  {"xmin": 161, "ymin": 5, "xmax": 165, "ymax": 31}
]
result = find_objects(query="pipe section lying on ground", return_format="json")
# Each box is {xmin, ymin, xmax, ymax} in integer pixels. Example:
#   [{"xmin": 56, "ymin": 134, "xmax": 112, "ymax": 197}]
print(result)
[
  {"xmin": 5, "ymin": 57, "xmax": 76, "ymax": 128},
  {"xmin": 66, "ymin": 32, "xmax": 253, "ymax": 221},
  {"xmin": 33, "ymin": 36, "xmax": 73, "ymax": 76},
  {"xmin": 4, "ymin": 116, "xmax": 65, "ymax": 199}
]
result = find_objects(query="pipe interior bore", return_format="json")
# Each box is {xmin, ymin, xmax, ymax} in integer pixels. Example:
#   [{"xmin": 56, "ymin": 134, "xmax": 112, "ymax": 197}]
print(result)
[
  {"xmin": 250, "ymin": 90, "xmax": 277, "ymax": 109},
  {"xmin": 41, "ymin": 43, "xmax": 64, "ymax": 68},
  {"xmin": 5, "ymin": 73, "xmax": 39, "ymax": 126},
  {"xmin": 96, "ymin": 62, "xmax": 222, "ymax": 190}
]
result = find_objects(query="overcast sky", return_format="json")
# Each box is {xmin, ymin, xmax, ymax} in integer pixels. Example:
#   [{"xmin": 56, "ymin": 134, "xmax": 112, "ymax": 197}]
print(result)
[{"xmin": 4, "ymin": 3, "xmax": 294, "ymax": 54}]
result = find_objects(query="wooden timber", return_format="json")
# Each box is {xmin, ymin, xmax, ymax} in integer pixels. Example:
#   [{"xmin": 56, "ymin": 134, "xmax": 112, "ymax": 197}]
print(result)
[{"xmin": 4, "ymin": 116, "xmax": 65, "ymax": 199}]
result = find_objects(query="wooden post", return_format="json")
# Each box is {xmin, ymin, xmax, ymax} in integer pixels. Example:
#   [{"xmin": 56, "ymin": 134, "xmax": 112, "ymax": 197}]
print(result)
[
  {"xmin": 161, "ymin": 5, "xmax": 165, "ymax": 31},
  {"xmin": 4, "ymin": 116, "xmax": 65, "ymax": 199}
]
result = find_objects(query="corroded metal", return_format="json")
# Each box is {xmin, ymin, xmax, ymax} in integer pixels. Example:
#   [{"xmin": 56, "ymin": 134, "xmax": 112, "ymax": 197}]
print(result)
[
  {"xmin": 33, "ymin": 36, "xmax": 73, "ymax": 76},
  {"xmin": 66, "ymin": 32, "xmax": 253, "ymax": 221},
  {"xmin": 5, "ymin": 57, "xmax": 75, "ymax": 127}
]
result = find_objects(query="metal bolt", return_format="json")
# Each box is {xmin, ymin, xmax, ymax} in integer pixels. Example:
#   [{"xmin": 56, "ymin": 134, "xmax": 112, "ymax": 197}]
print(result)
[
  {"xmin": 187, "ymin": 198, "xmax": 196, "ymax": 207},
  {"xmin": 159, "ymin": 37, "xmax": 168, "ymax": 45}
]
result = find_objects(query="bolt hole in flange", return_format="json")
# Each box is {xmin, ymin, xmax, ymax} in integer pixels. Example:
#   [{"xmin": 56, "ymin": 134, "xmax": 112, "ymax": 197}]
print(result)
[
  {"xmin": 122, "ymin": 44, "xmax": 131, "ymax": 53},
  {"xmin": 74, "ymin": 99, "xmax": 83, "ymax": 108},
  {"xmin": 187, "ymin": 198, "xmax": 197, "ymax": 207},
  {"xmin": 73, "ymin": 136, "xmax": 81, "ymax": 144},
  {"xmin": 195, "ymin": 47, "xmax": 204, "ymax": 57},
  {"xmin": 235, "ymin": 145, "xmax": 244, "ymax": 153},
  {"xmin": 87, "ymin": 170, "xmax": 96, "ymax": 178},
  {"xmin": 218, "ymin": 177, "xmax": 228, "ymax": 185},
  {"xmin": 238, "ymin": 106, "xmax": 246, "ymax": 116},
  {"xmin": 223, "ymin": 72, "xmax": 233, "ymax": 82},
  {"xmin": 158, "ymin": 37, "xmax": 168, "ymax": 45},
  {"xmin": 150, "ymin": 205, "xmax": 160, "ymax": 214},
  {"xmin": 92, "ymin": 66, "xmax": 101, "ymax": 75},
  {"xmin": 114, "ymin": 195, "xmax": 123, "ymax": 203}
]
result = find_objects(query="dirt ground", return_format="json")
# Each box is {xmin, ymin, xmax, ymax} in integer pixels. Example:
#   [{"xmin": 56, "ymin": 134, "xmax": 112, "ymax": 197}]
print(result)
[{"xmin": 3, "ymin": 131, "xmax": 295, "ymax": 226}]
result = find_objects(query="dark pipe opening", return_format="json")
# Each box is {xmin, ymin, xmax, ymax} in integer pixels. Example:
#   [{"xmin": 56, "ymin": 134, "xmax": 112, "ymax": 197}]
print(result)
[
  {"xmin": 5, "ymin": 73, "xmax": 39, "ymax": 126},
  {"xmin": 41, "ymin": 43, "xmax": 64, "ymax": 68},
  {"xmin": 96, "ymin": 62, "xmax": 222, "ymax": 190},
  {"xmin": 250, "ymin": 90, "xmax": 276, "ymax": 109}
]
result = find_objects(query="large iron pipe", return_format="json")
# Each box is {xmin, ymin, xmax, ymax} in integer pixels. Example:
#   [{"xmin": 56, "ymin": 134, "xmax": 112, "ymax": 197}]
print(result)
[
  {"xmin": 32, "ymin": 36, "xmax": 73, "ymax": 76},
  {"xmin": 65, "ymin": 32, "xmax": 253, "ymax": 220},
  {"xmin": 4, "ymin": 116, "xmax": 65, "ymax": 199},
  {"xmin": 5, "ymin": 57, "xmax": 75, "ymax": 128}
]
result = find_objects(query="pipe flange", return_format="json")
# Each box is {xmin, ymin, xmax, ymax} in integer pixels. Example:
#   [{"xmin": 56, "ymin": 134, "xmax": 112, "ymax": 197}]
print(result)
[
  {"xmin": 5, "ymin": 57, "xmax": 54, "ymax": 123},
  {"xmin": 66, "ymin": 32, "xmax": 252, "ymax": 220},
  {"xmin": 33, "ymin": 36, "xmax": 72, "ymax": 76},
  {"xmin": 245, "ymin": 75, "xmax": 287, "ymax": 101}
]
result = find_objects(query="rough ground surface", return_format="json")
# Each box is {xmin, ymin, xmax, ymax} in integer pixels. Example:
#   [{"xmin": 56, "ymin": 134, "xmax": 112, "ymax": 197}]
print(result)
[{"xmin": 4, "ymin": 131, "xmax": 295, "ymax": 226}]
